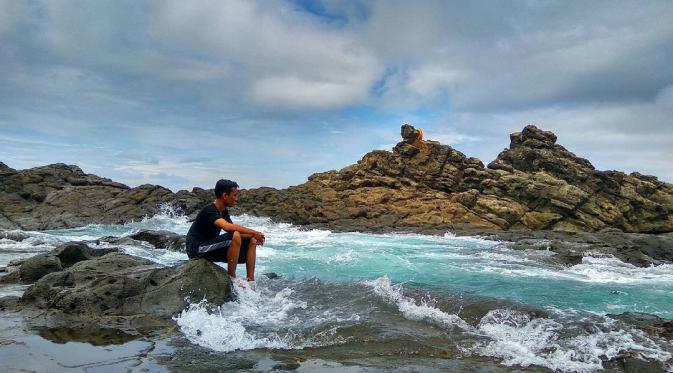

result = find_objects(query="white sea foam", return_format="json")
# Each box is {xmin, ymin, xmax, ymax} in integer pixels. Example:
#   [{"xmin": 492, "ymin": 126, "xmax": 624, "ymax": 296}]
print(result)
[
  {"xmin": 565, "ymin": 256, "xmax": 673, "ymax": 284},
  {"xmin": 327, "ymin": 250, "xmax": 359, "ymax": 264},
  {"xmin": 129, "ymin": 203, "xmax": 191, "ymax": 233},
  {"xmin": 364, "ymin": 276, "xmax": 470, "ymax": 330},
  {"xmin": 471, "ymin": 309, "xmax": 672, "ymax": 372},
  {"xmin": 174, "ymin": 282, "xmax": 351, "ymax": 352},
  {"xmin": 117, "ymin": 245, "xmax": 187, "ymax": 267},
  {"xmin": 471, "ymin": 253, "xmax": 673, "ymax": 285}
]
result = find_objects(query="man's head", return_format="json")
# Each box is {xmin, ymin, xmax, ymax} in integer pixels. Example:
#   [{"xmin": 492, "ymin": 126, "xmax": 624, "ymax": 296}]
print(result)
[{"xmin": 214, "ymin": 179, "xmax": 239, "ymax": 206}]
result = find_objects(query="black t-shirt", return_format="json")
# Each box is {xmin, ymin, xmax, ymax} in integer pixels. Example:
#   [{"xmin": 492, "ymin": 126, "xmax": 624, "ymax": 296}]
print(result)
[{"xmin": 186, "ymin": 204, "xmax": 233, "ymax": 246}]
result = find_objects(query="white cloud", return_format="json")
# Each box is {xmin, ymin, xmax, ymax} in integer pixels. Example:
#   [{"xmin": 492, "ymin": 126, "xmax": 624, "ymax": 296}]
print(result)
[
  {"xmin": 251, "ymin": 75, "xmax": 369, "ymax": 109},
  {"xmin": 149, "ymin": 0, "xmax": 381, "ymax": 110},
  {"xmin": 406, "ymin": 65, "xmax": 464, "ymax": 97},
  {"xmin": 2, "ymin": 0, "xmax": 673, "ymax": 189}
]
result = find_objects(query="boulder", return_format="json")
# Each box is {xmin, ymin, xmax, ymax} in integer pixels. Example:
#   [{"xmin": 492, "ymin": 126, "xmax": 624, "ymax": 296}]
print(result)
[
  {"xmin": 0, "ymin": 242, "xmax": 118, "ymax": 284},
  {"xmin": 607, "ymin": 312, "xmax": 673, "ymax": 339},
  {"xmin": 17, "ymin": 254, "xmax": 63, "ymax": 283},
  {"xmin": 19, "ymin": 253, "xmax": 231, "ymax": 317},
  {"xmin": 129, "ymin": 230, "xmax": 186, "ymax": 252},
  {"xmin": 488, "ymin": 230, "xmax": 673, "ymax": 268}
]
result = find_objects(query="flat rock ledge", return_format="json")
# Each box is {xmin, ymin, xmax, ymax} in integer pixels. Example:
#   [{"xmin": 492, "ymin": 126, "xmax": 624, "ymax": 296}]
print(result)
[
  {"xmin": 479, "ymin": 228, "xmax": 673, "ymax": 267},
  {"xmin": 0, "ymin": 242, "xmax": 232, "ymax": 321}
]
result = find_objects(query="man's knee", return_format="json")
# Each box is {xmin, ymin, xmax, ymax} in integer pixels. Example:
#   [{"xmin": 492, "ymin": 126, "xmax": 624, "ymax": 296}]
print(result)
[
  {"xmin": 232, "ymin": 231, "xmax": 241, "ymax": 245},
  {"xmin": 250, "ymin": 237, "xmax": 257, "ymax": 246}
]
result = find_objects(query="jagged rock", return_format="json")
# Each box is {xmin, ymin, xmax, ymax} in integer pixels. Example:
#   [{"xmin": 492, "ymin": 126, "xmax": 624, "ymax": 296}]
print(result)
[
  {"xmin": 235, "ymin": 124, "xmax": 673, "ymax": 235},
  {"xmin": 129, "ymin": 230, "xmax": 186, "ymax": 252},
  {"xmin": 0, "ymin": 163, "xmax": 212, "ymax": 230},
  {"xmin": 18, "ymin": 253, "xmax": 231, "ymax": 317}
]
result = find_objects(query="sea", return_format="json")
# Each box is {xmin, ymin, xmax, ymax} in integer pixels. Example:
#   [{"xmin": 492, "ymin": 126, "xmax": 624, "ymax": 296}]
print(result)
[{"xmin": 1, "ymin": 206, "xmax": 672, "ymax": 372}]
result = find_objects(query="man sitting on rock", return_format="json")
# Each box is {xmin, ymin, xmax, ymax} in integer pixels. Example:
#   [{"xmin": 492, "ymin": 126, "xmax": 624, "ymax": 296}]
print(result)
[{"xmin": 186, "ymin": 179, "xmax": 265, "ymax": 281}]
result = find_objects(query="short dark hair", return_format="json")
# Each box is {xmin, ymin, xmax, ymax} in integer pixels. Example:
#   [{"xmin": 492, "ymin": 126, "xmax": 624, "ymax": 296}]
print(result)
[{"xmin": 214, "ymin": 179, "xmax": 239, "ymax": 198}]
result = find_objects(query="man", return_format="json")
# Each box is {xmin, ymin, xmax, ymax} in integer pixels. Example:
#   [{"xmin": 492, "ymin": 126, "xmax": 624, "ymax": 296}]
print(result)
[{"xmin": 186, "ymin": 179, "xmax": 265, "ymax": 281}]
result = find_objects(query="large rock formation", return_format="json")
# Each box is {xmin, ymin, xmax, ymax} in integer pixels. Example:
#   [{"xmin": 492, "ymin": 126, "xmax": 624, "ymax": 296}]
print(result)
[
  {"xmin": 2, "ymin": 124, "xmax": 672, "ymax": 234},
  {"xmin": 0, "ymin": 162, "xmax": 212, "ymax": 230},
  {"xmin": 235, "ymin": 124, "xmax": 673, "ymax": 234}
]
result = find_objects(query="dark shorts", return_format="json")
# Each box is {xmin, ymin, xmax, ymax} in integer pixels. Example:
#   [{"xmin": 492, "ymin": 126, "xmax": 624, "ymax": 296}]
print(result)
[{"xmin": 188, "ymin": 232, "xmax": 251, "ymax": 263}]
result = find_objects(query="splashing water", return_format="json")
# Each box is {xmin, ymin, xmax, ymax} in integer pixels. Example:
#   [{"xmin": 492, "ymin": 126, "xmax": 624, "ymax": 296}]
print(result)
[{"xmin": 2, "ymin": 206, "xmax": 673, "ymax": 371}]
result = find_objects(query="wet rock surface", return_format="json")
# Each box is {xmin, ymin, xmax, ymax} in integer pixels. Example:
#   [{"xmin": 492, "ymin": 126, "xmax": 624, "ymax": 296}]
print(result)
[
  {"xmin": 3, "ymin": 124, "xmax": 672, "ymax": 237},
  {"xmin": 128, "ymin": 229, "xmax": 186, "ymax": 251},
  {"xmin": 0, "ymin": 242, "xmax": 232, "ymax": 319},
  {"xmin": 0, "ymin": 242, "xmax": 117, "ymax": 284},
  {"xmin": 478, "ymin": 228, "xmax": 673, "ymax": 267}
]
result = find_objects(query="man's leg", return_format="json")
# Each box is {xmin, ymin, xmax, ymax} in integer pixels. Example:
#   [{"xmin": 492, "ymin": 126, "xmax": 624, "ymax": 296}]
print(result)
[
  {"xmin": 246, "ymin": 238, "xmax": 257, "ymax": 281},
  {"xmin": 227, "ymin": 231, "xmax": 241, "ymax": 277}
]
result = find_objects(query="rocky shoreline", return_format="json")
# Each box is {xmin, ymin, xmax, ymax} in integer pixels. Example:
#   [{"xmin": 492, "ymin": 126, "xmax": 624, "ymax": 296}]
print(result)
[
  {"xmin": 1, "ymin": 232, "xmax": 672, "ymax": 372},
  {"xmin": 2, "ymin": 124, "xmax": 673, "ymax": 273},
  {"xmin": 3, "ymin": 124, "xmax": 673, "ymax": 235}
]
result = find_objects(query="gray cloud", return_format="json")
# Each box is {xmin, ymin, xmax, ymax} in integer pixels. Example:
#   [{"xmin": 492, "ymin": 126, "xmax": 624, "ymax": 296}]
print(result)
[{"xmin": 1, "ymin": 0, "xmax": 672, "ymax": 189}]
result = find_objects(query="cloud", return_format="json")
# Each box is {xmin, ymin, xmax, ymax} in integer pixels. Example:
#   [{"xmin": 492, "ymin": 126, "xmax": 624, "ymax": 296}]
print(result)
[
  {"xmin": 1, "ymin": 0, "xmax": 673, "ymax": 191},
  {"xmin": 149, "ymin": 0, "xmax": 381, "ymax": 110}
]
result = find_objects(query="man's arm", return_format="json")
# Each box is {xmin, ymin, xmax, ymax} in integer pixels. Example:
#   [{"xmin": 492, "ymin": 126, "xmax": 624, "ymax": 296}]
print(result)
[{"xmin": 214, "ymin": 218, "xmax": 265, "ymax": 244}]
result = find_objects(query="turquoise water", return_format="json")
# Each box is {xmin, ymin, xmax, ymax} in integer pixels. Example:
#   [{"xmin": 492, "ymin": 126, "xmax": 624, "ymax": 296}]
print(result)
[{"xmin": 2, "ymin": 209, "xmax": 673, "ymax": 371}]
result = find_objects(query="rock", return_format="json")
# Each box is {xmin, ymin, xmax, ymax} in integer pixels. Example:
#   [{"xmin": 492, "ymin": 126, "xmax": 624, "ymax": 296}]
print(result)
[
  {"xmin": 52, "ymin": 242, "xmax": 93, "ymax": 267},
  {"xmin": 17, "ymin": 254, "xmax": 63, "ymax": 283},
  {"xmin": 2, "ymin": 123, "xmax": 673, "ymax": 239},
  {"xmin": 18, "ymin": 253, "xmax": 232, "ymax": 317},
  {"xmin": 129, "ymin": 230, "xmax": 186, "ymax": 251},
  {"xmin": 0, "ymin": 163, "xmax": 213, "ymax": 230},
  {"xmin": 0, "ymin": 230, "xmax": 29, "ymax": 241},
  {"xmin": 485, "ymin": 230, "xmax": 673, "ymax": 268},
  {"xmin": 607, "ymin": 312, "xmax": 673, "ymax": 339},
  {"xmin": 0, "ymin": 242, "xmax": 118, "ymax": 284},
  {"xmin": 235, "ymin": 124, "xmax": 673, "ymax": 238}
]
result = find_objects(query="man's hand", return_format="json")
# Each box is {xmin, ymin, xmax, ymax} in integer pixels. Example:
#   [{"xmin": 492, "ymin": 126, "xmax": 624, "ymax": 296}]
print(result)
[{"xmin": 254, "ymin": 231, "xmax": 265, "ymax": 245}]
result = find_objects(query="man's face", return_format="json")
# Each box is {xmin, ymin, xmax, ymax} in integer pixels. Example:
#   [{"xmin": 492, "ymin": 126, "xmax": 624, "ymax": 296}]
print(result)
[{"xmin": 223, "ymin": 187, "xmax": 238, "ymax": 206}]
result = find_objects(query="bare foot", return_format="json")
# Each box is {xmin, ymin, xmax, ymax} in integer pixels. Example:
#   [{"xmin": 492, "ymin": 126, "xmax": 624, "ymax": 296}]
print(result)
[{"xmin": 232, "ymin": 277, "xmax": 247, "ymax": 289}]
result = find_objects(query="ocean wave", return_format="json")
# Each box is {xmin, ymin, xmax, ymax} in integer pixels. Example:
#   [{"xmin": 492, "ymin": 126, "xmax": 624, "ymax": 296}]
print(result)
[
  {"xmin": 363, "ymin": 276, "xmax": 471, "ymax": 331},
  {"xmin": 173, "ymin": 281, "xmax": 352, "ymax": 352}
]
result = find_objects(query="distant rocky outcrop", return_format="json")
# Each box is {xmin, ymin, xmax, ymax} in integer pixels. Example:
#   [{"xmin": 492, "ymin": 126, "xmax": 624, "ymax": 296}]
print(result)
[
  {"xmin": 235, "ymin": 124, "xmax": 673, "ymax": 234},
  {"xmin": 0, "ymin": 162, "xmax": 212, "ymax": 230},
  {"xmin": 2, "ymin": 124, "xmax": 672, "ymax": 234}
]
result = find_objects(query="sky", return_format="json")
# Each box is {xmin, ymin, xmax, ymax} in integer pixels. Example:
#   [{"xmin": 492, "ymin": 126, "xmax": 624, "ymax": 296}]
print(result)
[{"xmin": 1, "ymin": 0, "xmax": 672, "ymax": 191}]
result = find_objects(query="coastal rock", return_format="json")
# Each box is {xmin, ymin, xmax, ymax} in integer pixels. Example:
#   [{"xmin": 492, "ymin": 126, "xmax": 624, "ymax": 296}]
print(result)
[
  {"xmin": 129, "ymin": 230, "xmax": 186, "ymax": 252},
  {"xmin": 235, "ymin": 124, "xmax": 673, "ymax": 235},
  {"xmin": 0, "ymin": 242, "xmax": 116, "ymax": 284},
  {"xmin": 488, "ymin": 229, "xmax": 673, "ymax": 268},
  {"xmin": 2, "ymin": 123, "xmax": 673, "ymax": 236},
  {"xmin": 0, "ymin": 163, "xmax": 212, "ymax": 230},
  {"xmin": 608, "ymin": 312, "xmax": 673, "ymax": 340},
  {"xmin": 17, "ymin": 252, "xmax": 231, "ymax": 317}
]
